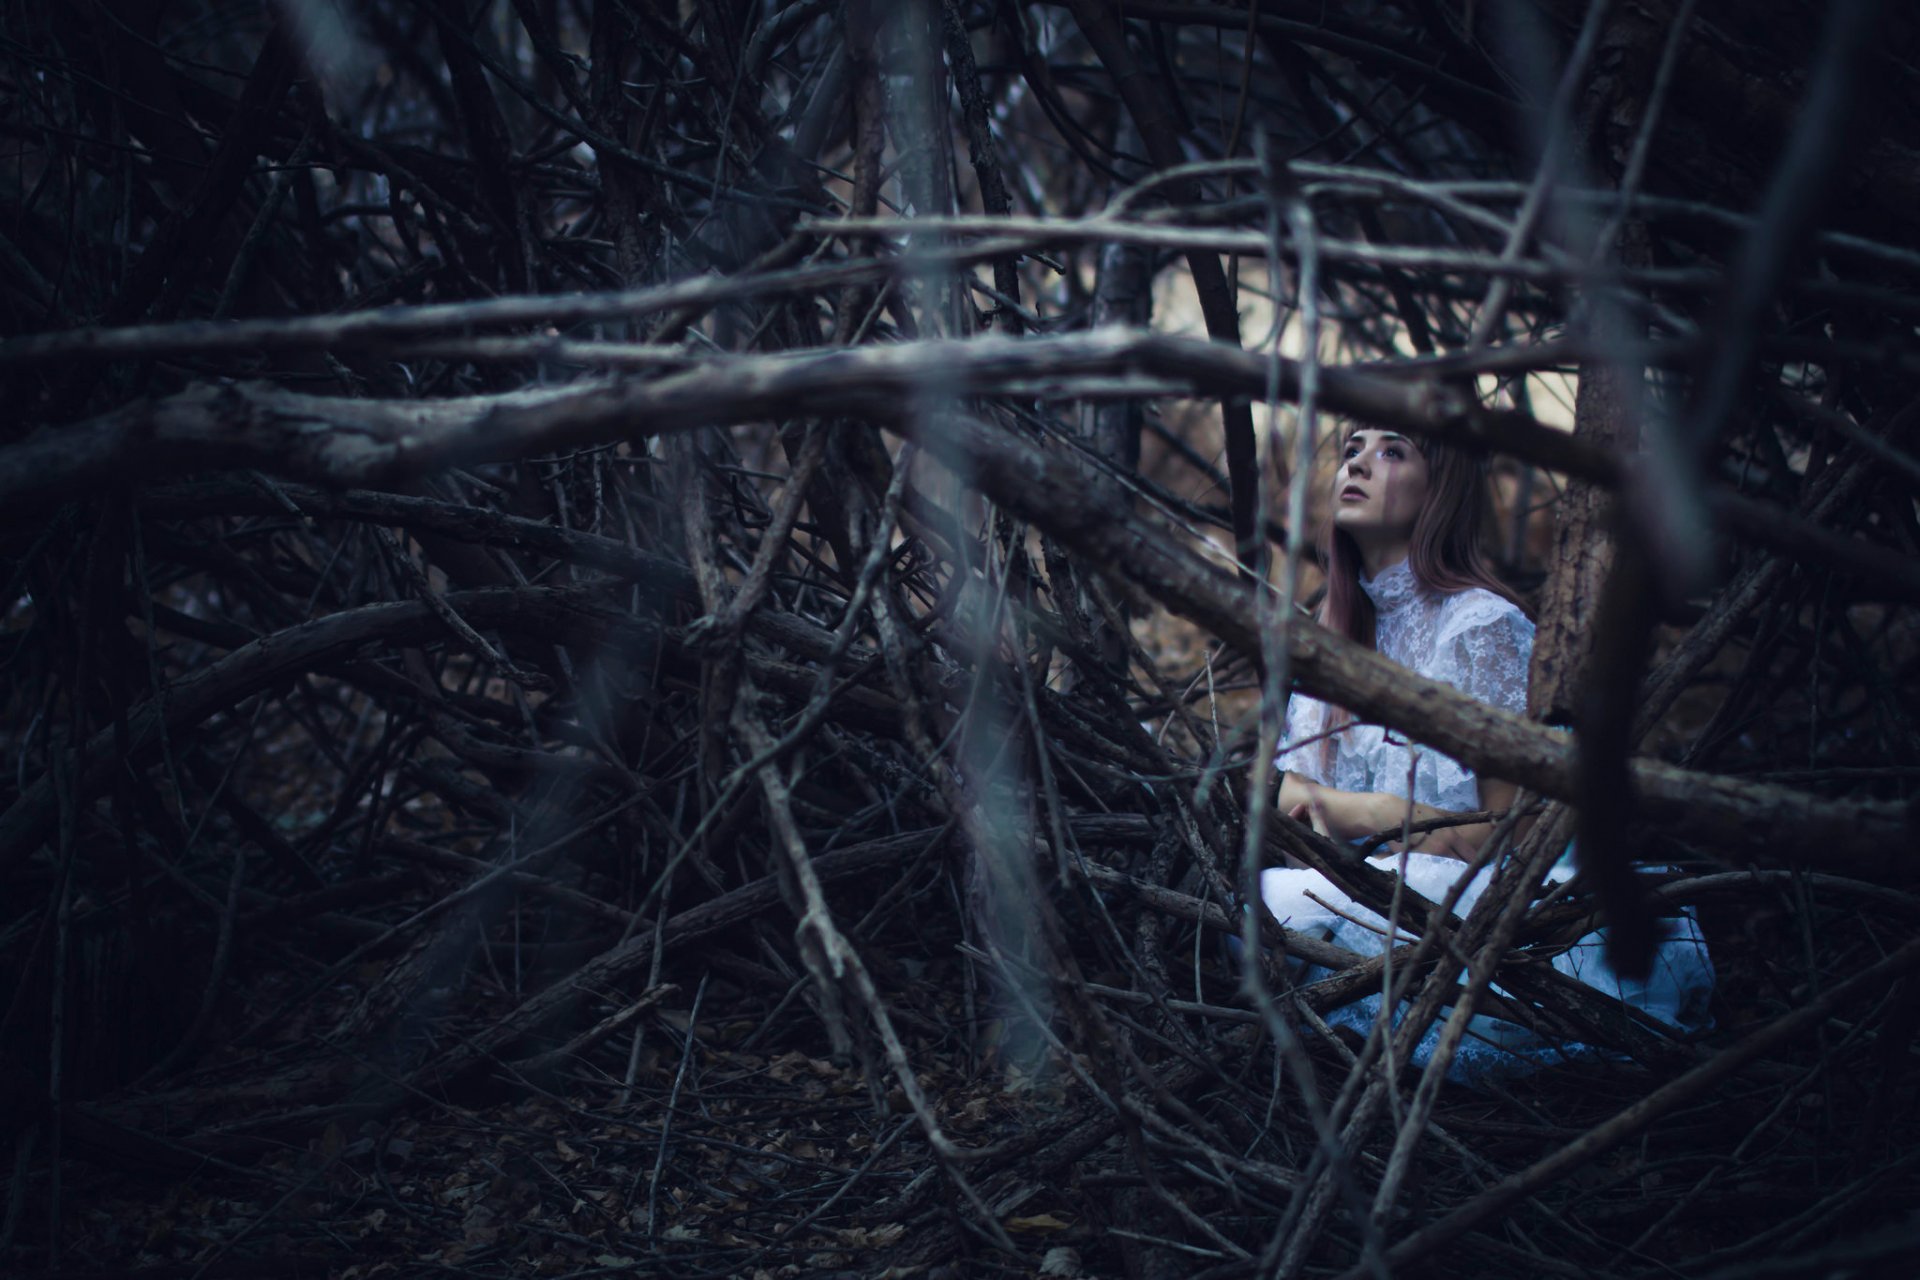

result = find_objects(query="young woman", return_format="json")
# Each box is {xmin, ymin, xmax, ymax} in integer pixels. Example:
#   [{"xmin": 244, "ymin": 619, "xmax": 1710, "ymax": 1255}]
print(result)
[{"xmin": 1260, "ymin": 428, "xmax": 1713, "ymax": 1082}]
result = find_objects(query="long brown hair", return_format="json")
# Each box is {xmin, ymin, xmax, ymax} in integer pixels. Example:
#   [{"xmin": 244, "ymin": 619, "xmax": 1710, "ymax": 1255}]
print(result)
[{"xmin": 1312, "ymin": 435, "xmax": 1521, "ymax": 768}]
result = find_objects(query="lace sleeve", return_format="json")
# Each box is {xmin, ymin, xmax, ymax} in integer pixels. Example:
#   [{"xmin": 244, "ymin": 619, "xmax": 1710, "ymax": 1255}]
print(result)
[
  {"xmin": 1276, "ymin": 691, "xmax": 1335, "ymax": 787},
  {"xmin": 1409, "ymin": 592, "xmax": 1535, "ymax": 810},
  {"xmin": 1431, "ymin": 591, "xmax": 1534, "ymax": 716}
]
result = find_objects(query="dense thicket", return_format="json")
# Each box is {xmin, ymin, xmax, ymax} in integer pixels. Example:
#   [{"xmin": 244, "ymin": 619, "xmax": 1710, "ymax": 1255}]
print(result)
[{"xmin": 3, "ymin": 2, "xmax": 1919, "ymax": 1276}]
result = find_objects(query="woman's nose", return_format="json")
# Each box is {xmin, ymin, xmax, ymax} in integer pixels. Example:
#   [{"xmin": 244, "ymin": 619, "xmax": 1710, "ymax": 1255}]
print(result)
[{"xmin": 1347, "ymin": 453, "xmax": 1370, "ymax": 477}]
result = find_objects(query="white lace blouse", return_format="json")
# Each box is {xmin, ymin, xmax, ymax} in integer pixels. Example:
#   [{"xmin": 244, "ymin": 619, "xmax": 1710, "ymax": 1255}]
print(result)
[{"xmin": 1278, "ymin": 558, "xmax": 1534, "ymax": 812}]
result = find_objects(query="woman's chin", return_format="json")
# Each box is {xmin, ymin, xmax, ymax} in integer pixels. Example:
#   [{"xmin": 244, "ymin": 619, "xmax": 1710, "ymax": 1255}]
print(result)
[
  {"xmin": 1336, "ymin": 512, "xmax": 1413, "ymax": 540},
  {"xmin": 1334, "ymin": 512, "xmax": 1387, "ymax": 539}
]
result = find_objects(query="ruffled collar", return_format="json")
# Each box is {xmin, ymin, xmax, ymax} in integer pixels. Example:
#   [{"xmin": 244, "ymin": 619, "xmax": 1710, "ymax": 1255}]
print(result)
[{"xmin": 1359, "ymin": 556, "xmax": 1422, "ymax": 615}]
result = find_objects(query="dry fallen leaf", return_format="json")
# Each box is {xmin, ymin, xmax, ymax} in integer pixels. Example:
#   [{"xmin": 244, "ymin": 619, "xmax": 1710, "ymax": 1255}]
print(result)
[
  {"xmin": 461, "ymin": 1203, "xmax": 500, "ymax": 1249},
  {"xmin": 835, "ymin": 1223, "xmax": 907, "ymax": 1248},
  {"xmin": 1006, "ymin": 1212, "xmax": 1073, "ymax": 1233},
  {"xmin": 768, "ymin": 1051, "xmax": 811, "ymax": 1083}
]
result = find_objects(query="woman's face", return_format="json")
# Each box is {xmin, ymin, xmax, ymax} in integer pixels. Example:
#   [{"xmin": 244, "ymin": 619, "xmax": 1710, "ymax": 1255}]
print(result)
[{"xmin": 1332, "ymin": 429, "xmax": 1430, "ymax": 548}]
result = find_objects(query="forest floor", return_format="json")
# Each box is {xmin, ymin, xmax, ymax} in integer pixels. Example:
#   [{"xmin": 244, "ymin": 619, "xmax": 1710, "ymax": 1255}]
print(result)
[{"xmin": 33, "ymin": 873, "xmax": 1918, "ymax": 1280}]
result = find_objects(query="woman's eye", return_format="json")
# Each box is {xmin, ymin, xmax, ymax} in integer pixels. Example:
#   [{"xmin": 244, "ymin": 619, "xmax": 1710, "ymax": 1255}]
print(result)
[{"xmin": 1384, "ymin": 447, "xmax": 1403, "ymax": 459}]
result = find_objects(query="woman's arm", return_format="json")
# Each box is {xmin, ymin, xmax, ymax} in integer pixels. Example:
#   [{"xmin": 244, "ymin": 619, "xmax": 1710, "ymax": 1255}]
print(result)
[
  {"xmin": 1277, "ymin": 771, "xmax": 1394, "ymax": 841},
  {"xmin": 1278, "ymin": 771, "xmax": 1527, "ymax": 861}
]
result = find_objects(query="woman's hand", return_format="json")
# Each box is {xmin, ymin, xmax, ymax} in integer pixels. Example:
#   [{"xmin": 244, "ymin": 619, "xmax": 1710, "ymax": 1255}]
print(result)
[
  {"xmin": 1278, "ymin": 774, "xmax": 1376, "ymax": 843},
  {"xmin": 1287, "ymin": 798, "xmax": 1331, "ymax": 838}
]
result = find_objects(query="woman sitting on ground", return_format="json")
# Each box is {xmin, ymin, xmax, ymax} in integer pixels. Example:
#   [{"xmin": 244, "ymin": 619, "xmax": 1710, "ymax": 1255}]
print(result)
[{"xmin": 1260, "ymin": 426, "xmax": 1714, "ymax": 1082}]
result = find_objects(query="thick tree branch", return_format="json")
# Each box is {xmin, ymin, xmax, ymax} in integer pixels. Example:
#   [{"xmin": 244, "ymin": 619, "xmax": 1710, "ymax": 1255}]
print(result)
[{"xmin": 4, "ymin": 330, "xmax": 1605, "ymax": 515}]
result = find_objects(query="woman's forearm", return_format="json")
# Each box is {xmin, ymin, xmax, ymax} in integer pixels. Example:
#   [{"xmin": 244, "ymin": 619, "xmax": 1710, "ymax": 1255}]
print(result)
[
  {"xmin": 1278, "ymin": 773, "xmax": 1502, "ymax": 860},
  {"xmin": 1278, "ymin": 773, "xmax": 1392, "ymax": 841}
]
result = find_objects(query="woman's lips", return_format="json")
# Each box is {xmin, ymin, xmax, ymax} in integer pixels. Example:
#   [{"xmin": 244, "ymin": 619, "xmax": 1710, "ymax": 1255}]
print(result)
[{"xmin": 1340, "ymin": 486, "xmax": 1368, "ymax": 501}]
